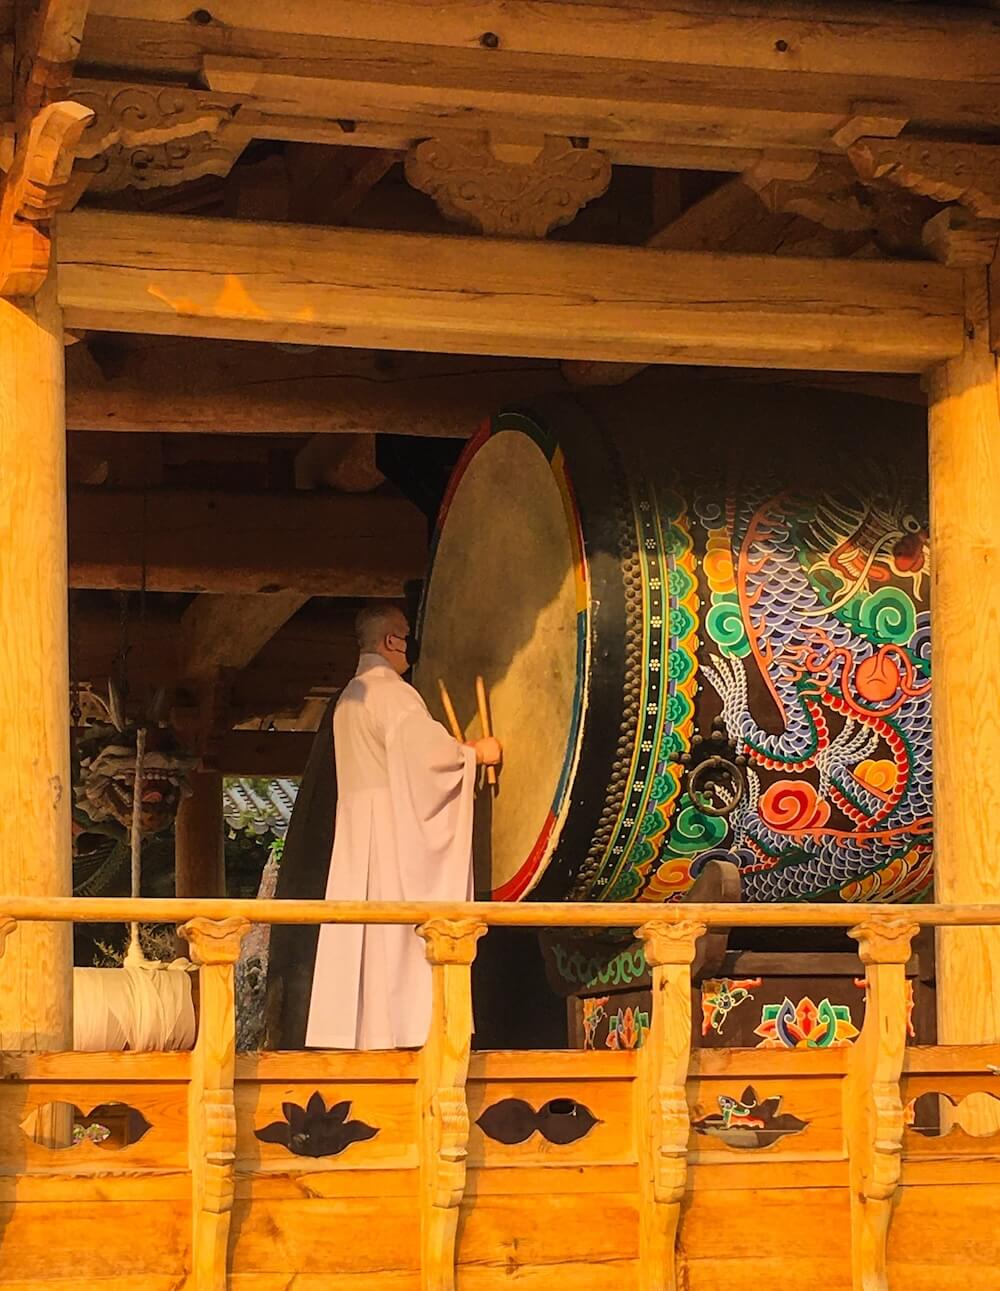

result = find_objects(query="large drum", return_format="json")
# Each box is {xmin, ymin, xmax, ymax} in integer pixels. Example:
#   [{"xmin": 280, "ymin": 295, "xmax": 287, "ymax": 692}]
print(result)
[{"xmin": 415, "ymin": 386, "xmax": 932, "ymax": 905}]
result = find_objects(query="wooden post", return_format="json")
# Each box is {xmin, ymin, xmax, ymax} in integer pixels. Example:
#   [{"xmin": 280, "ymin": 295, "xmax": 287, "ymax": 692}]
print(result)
[
  {"xmin": 416, "ymin": 916, "xmax": 487, "ymax": 1291},
  {"xmin": 179, "ymin": 915, "xmax": 249, "ymax": 1291},
  {"xmin": 928, "ymin": 265, "xmax": 1000, "ymax": 1129},
  {"xmin": 635, "ymin": 918, "xmax": 706, "ymax": 1291},
  {"xmin": 0, "ymin": 270, "xmax": 73, "ymax": 1053},
  {"xmin": 176, "ymin": 771, "xmax": 226, "ymax": 898},
  {"xmin": 846, "ymin": 916, "xmax": 918, "ymax": 1291}
]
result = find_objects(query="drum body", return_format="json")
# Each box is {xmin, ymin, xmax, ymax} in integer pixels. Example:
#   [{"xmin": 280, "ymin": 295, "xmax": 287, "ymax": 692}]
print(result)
[{"xmin": 415, "ymin": 387, "xmax": 932, "ymax": 905}]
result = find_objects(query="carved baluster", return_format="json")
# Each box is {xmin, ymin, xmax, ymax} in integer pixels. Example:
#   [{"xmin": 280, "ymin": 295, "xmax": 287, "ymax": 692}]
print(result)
[
  {"xmin": 416, "ymin": 917, "xmax": 487, "ymax": 1291},
  {"xmin": 636, "ymin": 918, "xmax": 706, "ymax": 1291},
  {"xmin": 846, "ymin": 916, "xmax": 918, "ymax": 1291},
  {"xmin": 179, "ymin": 916, "xmax": 250, "ymax": 1291}
]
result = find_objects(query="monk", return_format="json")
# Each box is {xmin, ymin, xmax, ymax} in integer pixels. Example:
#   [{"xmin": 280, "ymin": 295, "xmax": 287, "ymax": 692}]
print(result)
[{"xmin": 305, "ymin": 603, "xmax": 501, "ymax": 1050}]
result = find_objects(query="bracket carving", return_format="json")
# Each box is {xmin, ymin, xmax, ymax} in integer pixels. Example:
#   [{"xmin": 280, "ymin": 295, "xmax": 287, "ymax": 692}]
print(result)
[
  {"xmin": 0, "ymin": 98, "xmax": 94, "ymax": 296},
  {"xmin": 922, "ymin": 207, "xmax": 1000, "ymax": 267},
  {"xmin": 405, "ymin": 133, "xmax": 611, "ymax": 238},
  {"xmin": 72, "ymin": 82, "xmax": 241, "ymax": 161},
  {"xmin": 76, "ymin": 128, "xmax": 249, "ymax": 194},
  {"xmin": 745, "ymin": 156, "xmax": 872, "ymax": 233},
  {"xmin": 848, "ymin": 138, "xmax": 1000, "ymax": 220}
]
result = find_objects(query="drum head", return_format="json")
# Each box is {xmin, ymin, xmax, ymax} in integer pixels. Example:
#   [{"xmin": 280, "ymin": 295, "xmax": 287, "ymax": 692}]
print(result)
[{"xmin": 416, "ymin": 417, "xmax": 584, "ymax": 899}]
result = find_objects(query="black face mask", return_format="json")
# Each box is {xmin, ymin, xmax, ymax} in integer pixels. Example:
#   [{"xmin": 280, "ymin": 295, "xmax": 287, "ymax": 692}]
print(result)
[{"xmin": 386, "ymin": 633, "xmax": 411, "ymax": 670}]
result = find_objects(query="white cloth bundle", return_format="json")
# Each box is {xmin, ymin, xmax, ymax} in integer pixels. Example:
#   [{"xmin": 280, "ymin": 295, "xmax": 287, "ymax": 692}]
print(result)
[{"xmin": 73, "ymin": 962, "xmax": 196, "ymax": 1052}]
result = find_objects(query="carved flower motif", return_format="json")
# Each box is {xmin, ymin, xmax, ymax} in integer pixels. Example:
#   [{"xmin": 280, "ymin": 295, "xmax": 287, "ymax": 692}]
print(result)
[{"xmin": 255, "ymin": 1092, "xmax": 378, "ymax": 1158}]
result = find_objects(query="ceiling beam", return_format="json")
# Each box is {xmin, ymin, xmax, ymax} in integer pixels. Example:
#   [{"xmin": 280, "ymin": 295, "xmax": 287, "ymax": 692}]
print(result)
[
  {"xmin": 56, "ymin": 209, "xmax": 963, "ymax": 373},
  {"xmin": 210, "ymin": 729, "xmax": 313, "ymax": 777},
  {"xmin": 68, "ymin": 486, "xmax": 427, "ymax": 595},
  {"xmin": 77, "ymin": 1, "xmax": 1000, "ymax": 138},
  {"xmin": 64, "ymin": 336, "xmax": 558, "ymax": 436},
  {"xmin": 71, "ymin": 599, "xmax": 359, "ymax": 723},
  {"xmin": 93, "ymin": 0, "xmax": 994, "ymax": 85},
  {"xmin": 178, "ymin": 591, "xmax": 308, "ymax": 680}
]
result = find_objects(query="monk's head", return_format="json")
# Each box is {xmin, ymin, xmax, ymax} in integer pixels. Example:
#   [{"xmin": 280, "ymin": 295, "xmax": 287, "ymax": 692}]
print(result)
[{"xmin": 356, "ymin": 603, "xmax": 410, "ymax": 675}]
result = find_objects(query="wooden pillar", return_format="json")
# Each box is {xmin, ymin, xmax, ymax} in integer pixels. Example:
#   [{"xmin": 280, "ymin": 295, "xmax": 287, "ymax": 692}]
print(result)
[
  {"xmin": 635, "ymin": 918, "xmax": 705, "ymax": 1291},
  {"xmin": 929, "ymin": 266, "xmax": 1000, "ymax": 1095},
  {"xmin": 416, "ymin": 916, "xmax": 486, "ymax": 1291},
  {"xmin": 0, "ymin": 271, "xmax": 73, "ymax": 1051},
  {"xmin": 176, "ymin": 771, "xmax": 226, "ymax": 898},
  {"xmin": 845, "ymin": 916, "xmax": 918, "ymax": 1291},
  {"xmin": 179, "ymin": 916, "xmax": 249, "ymax": 1291}
]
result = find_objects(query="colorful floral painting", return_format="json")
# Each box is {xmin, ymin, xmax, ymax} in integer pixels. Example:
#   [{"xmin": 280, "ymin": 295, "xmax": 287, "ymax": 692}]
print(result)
[
  {"xmin": 754, "ymin": 995, "xmax": 860, "ymax": 1049},
  {"xmin": 701, "ymin": 977, "xmax": 763, "ymax": 1037},
  {"xmin": 606, "ymin": 1005, "xmax": 649, "ymax": 1051}
]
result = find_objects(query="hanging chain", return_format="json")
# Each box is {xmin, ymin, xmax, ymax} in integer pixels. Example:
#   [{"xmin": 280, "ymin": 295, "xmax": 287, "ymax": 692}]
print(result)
[{"xmin": 68, "ymin": 589, "xmax": 82, "ymax": 730}]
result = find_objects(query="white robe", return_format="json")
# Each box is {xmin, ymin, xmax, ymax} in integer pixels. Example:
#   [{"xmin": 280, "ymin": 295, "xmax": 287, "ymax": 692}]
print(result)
[{"xmin": 305, "ymin": 653, "xmax": 476, "ymax": 1050}]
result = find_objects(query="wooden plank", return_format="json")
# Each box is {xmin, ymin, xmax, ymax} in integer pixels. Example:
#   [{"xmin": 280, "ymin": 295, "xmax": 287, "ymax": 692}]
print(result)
[
  {"xmin": 0, "ymin": 1078, "xmax": 189, "ymax": 1171},
  {"xmin": 64, "ymin": 334, "xmax": 553, "ymax": 437},
  {"xmin": 0, "ymin": 1050, "xmax": 190, "ymax": 1080},
  {"xmin": 237, "ymin": 1049, "xmax": 420, "ymax": 1082},
  {"xmin": 55, "ymin": 211, "xmax": 964, "ymax": 373},
  {"xmin": 230, "ymin": 1196, "xmax": 420, "ymax": 1275},
  {"xmin": 467, "ymin": 1075, "xmax": 636, "ymax": 1168},
  {"xmin": 236, "ymin": 1078, "xmax": 419, "ymax": 1171},
  {"xmin": 0, "ymin": 1199, "xmax": 190, "ymax": 1279},
  {"xmin": 68, "ymin": 486, "xmax": 427, "ymax": 596}
]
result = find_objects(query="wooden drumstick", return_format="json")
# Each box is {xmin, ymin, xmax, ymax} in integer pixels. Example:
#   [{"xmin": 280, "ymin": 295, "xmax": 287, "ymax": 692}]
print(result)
[
  {"xmin": 437, "ymin": 678, "xmax": 465, "ymax": 743},
  {"xmin": 475, "ymin": 674, "xmax": 498, "ymax": 788}
]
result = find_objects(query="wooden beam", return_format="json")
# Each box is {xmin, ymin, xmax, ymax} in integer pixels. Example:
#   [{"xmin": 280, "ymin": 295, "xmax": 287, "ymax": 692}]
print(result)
[
  {"xmin": 210, "ymin": 730, "xmax": 313, "ymax": 777},
  {"xmin": 68, "ymin": 486, "xmax": 427, "ymax": 595},
  {"xmin": 71, "ymin": 600, "xmax": 359, "ymax": 723},
  {"xmin": 178, "ymin": 591, "xmax": 308, "ymax": 679},
  {"xmin": 77, "ymin": 1, "xmax": 1000, "ymax": 135},
  {"xmin": 65, "ymin": 336, "xmax": 557, "ymax": 435},
  {"xmin": 563, "ymin": 177, "xmax": 796, "ymax": 384},
  {"xmin": 201, "ymin": 47, "xmax": 871, "ymax": 156},
  {"xmin": 139, "ymin": 0, "xmax": 1000, "ymax": 85},
  {"xmin": 55, "ymin": 210, "xmax": 964, "ymax": 373}
]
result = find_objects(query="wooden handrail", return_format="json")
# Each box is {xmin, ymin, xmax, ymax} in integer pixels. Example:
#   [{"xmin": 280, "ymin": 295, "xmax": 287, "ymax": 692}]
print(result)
[{"xmin": 0, "ymin": 896, "xmax": 999, "ymax": 927}]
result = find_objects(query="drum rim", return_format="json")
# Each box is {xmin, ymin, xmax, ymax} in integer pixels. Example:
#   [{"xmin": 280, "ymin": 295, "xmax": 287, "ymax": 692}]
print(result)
[{"xmin": 417, "ymin": 408, "xmax": 590, "ymax": 901}]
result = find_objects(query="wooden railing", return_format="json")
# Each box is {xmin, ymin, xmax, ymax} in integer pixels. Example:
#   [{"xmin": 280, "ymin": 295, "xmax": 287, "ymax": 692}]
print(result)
[{"xmin": 2, "ymin": 898, "xmax": 1000, "ymax": 1291}]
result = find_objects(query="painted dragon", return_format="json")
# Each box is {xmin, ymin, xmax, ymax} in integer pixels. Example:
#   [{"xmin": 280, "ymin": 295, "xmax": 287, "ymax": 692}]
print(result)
[{"xmin": 701, "ymin": 466, "xmax": 932, "ymax": 902}]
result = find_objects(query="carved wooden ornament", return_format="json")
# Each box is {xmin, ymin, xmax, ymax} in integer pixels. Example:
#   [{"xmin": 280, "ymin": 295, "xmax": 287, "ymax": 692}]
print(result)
[
  {"xmin": 405, "ymin": 134, "xmax": 611, "ymax": 238},
  {"xmin": 848, "ymin": 138, "xmax": 1000, "ymax": 220},
  {"xmin": 0, "ymin": 99, "xmax": 94, "ymax": 296}
]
